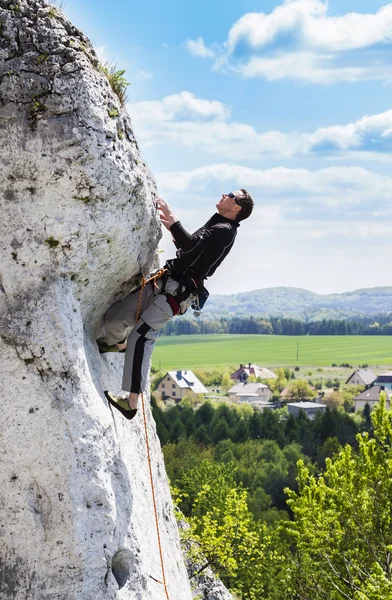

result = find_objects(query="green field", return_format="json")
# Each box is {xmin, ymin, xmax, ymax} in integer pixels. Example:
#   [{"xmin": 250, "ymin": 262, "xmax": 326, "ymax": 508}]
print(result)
[{"xmin": 152, "ymin": 334, "xmax": 392, "ymax": 370}]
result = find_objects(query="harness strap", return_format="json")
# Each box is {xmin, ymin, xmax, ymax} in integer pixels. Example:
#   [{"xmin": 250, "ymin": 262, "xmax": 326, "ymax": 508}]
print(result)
[
  {"xmin": 165, "ymin": 294, "xmax": 181, "ymax": 316},
  {"xmin": 135, "ymin": 268, "xmax": 167, "ymax": 322},
  {"xmin": 135, "ymin": 268, "xmax": 199, "ymax": 320}
]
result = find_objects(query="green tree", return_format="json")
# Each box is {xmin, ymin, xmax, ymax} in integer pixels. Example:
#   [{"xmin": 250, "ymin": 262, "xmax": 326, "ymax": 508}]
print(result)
[
  {"xmin": 324, "ymin": 390, "xmax": 344, "ymax": 409},
  {"xmin": 221, "ymin": 372, "xmax": 232, "ymax": 390},
  {"xmin": 284, "ymin": 380, "xmax": 318, "ymax": 402},
  {"xmin": 284, "ymin": 393, "xmax": 392, "ymax": 600},
  {"xmin": 175, "ymin": 462, "xmax": 273, "ymax": 599},
  {"xmin": 316, "ymin": 436, "xmax": 341, "ymax": 468},
  {"xmin": 268, "ymin": 367, "xmax": 288, "ymax": 393}
]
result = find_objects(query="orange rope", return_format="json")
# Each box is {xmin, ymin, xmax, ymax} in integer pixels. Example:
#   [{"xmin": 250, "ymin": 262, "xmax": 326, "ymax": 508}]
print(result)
[
  {"xmin": 141, "ymin": 392, "xmax": 171, "ymax": 600},
  {"xmin": 135, "ymin": 268, "xmax": 167, "ymax": 322}
]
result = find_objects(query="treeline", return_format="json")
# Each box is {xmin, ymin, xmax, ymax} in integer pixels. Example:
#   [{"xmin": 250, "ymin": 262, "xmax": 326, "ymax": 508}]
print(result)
[
  {"xmin": 153, "ymin": 400, "xmax": 370, "ymax": 480},
  {"xmin": 162, "ymin": 313, "xmax": 392, "ymax": 335},
  {"xmin": 153, "ymin": 397, "xmax": 392, "ymax": 599}
]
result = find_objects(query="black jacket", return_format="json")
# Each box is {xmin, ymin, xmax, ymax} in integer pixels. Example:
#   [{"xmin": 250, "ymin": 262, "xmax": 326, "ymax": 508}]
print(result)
[{"xmin": 165, "ymin": 213, "xmax": 239, "ymax": 282}]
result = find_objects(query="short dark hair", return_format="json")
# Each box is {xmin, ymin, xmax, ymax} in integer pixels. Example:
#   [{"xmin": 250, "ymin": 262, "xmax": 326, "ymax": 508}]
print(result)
[{"xmin": 235, "ymin": 189, "xmax": 254, "ymax": 222}]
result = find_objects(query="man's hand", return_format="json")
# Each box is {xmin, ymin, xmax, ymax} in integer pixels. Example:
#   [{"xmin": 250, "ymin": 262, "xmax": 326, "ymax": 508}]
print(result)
[{"xmin": 155, "ymin": 197, "xmax": 177, "ymax": 230}]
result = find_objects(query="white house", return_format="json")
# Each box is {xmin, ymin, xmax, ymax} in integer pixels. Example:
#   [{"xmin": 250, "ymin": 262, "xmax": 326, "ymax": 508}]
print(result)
[
  {"xmin": 287, "ymin": 402, "xmax": 327, "ymax": 420},
  {"xmin": 345, "ymin": 369, "xmax": 376, "ymax": 386},
  {"xmin": 156, "ymin": 370, "xmax": 207, "ymax": 401},
  {"xmin": 353, "ymin": 385, "xmax": 392, "ymax": 412},
  {"xmin": 228, "ymin": 382, "xmax": 273, "ymax": 409}
]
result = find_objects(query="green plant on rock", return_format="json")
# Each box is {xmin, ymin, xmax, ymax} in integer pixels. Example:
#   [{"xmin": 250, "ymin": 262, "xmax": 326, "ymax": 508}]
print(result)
[
  {"xmin": 98, "ymin": 62, "xmax": 129, "ymax": 106},
  {"xmin": 37, "ymin": 54, "xmax": 49, "ymax": 65},
  {"xmin": 9, "ymin": 4, "xmax": 20, "ymax": 12},
  {"xmin": 107, "ymin": 107, "xmax": 119, "ymax": 118},
  {"xmin": 30, "ymin": 96, "xmax": 47, "ymax": 128},
  {"xmin": 44, "ymin": 236, "xmax": 60, "ymax": 248},
  {"xmin": 32, "ymin": 98, "xmax": 44, "ymax": 111}
]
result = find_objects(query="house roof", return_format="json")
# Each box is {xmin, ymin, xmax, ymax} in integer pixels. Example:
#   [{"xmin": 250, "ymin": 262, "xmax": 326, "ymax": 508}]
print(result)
[
  {"xmin": 231, "ymin": 364, "xmax": 277, "ymax": 380},
  {"xmin": 354, "ymin": 386, "xmax": 392, "ymax": 402},
  {"xmin": 166, "ymin": 370, "xmax": 208, "ymax": 394},
  {"xmin": 287, "ymin": 402, "xmax": 326, "ymax": 409},
  {"xmin": 345, "ymin": 369, "xmax": 376, "ymax": 385},
  {"xmin": 228, "ymin": 382, "xmax": 270, "ymax": 395}
]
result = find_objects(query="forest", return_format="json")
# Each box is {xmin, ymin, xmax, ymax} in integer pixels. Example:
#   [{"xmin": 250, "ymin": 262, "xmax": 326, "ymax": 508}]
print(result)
[
  {"xmin": 153, "ymin": 395, "xmax": 392, "ymax": 599},
  {"xmin": 162, "ymin": 313, "xmax": 392, "ymax": 336}
]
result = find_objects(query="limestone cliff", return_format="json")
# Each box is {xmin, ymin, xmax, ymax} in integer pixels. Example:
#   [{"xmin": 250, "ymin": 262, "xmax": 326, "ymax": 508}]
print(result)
[{"xmin": 0, "ymin": 1, "xmax": 192, "ymax": 598}]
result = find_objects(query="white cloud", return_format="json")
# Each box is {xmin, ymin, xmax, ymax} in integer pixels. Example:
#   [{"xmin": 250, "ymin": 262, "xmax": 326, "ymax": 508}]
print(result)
[
  {"xmin": 227, "ymin": 1, "xmax": 392, "ymax": 53},
  {"xmin": 156, "ymin": 163, "xmax": 392, "ymax": 220},
  {"xmin": 128, "ymin": 91, "xmax": 228, "ymax": 126},
  {"xmin": 188, "ymin": 1, "xmax": 392, "ymax": 83},
  {"xmin": 127, "ymin": 91, "xmax": 392, "ymax": 159},
  {"xmin": 184, "ymin": 36, "xmax": 215, "ymax": 58},
  {"xmin": 234, "ymin": 52, "xmax": 385, "ymax": 84}
]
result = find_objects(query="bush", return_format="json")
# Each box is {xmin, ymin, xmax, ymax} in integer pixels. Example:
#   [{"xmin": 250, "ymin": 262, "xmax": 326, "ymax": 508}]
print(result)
[{"xmin": 98, "ymin": 62, "xmax": 130, "ymax": 105}]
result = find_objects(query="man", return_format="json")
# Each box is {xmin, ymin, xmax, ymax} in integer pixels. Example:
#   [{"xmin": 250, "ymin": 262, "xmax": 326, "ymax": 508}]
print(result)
[{"xmin": 99, "ymin": 189, "xmax": 254, "ymax": 419}]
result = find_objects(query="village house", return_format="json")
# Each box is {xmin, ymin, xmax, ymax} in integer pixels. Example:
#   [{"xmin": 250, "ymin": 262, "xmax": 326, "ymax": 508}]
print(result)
[
  {"xmin": 156, "ymin": 370, "xmax": 207, "ymax": 401},
  {"xmin": 230, "ymin": 363, "xmax": 277, "ymax": 383},
  {"xmin": 373, "ymin": 370, "xmax": 392, "ymax": 390},
  {"xmin": 228, "ymin": 381, "xmax": 274, "ymax": 410},
  {"xmin": 353, "ymin": 385, "xmax": 392, "ymax": 412},
  {"xmin": 287, "ymin": 402, "xmax": 327, "ymax": 420},
  {"xmin": 345, "ymin": 368, "xmax": 376, "ymax": 386}
]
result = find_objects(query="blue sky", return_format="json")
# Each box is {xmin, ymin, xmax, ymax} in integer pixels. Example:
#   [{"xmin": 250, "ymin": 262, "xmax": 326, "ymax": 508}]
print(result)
[{"xmin": 61, "ymin": 0, "xmax": 392, "ymax": 295}]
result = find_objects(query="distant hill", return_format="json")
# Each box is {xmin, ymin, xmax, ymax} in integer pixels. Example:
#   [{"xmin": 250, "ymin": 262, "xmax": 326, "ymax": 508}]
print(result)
[{"xmin": 206, "ymin": 287, "xmax": 392, "ymax": 320}]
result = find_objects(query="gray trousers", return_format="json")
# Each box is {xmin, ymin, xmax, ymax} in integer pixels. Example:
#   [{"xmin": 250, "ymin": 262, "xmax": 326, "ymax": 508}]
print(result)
[{"xmin": 102, "ymin": 277, "xmax": 192, "ymax": 394}]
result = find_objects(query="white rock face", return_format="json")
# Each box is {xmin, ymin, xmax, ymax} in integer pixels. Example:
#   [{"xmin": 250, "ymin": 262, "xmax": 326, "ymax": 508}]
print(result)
[
  {"xmin": 191, "ymin": 570, "xmax": 235, "ymax": 600},
  {"xmin": 0, "ymin": 1, "xmax": 192, "ymax": 599}
]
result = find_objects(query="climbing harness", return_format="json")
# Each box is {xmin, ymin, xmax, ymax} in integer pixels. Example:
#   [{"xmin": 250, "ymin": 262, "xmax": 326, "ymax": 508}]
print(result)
[
  {"xmin": 134, "ymin": 267, "xmax": 206, "ymax": 320},
  {"xmin": 141, "ymin": 391, "xmax": 171, "ymax": 600}
]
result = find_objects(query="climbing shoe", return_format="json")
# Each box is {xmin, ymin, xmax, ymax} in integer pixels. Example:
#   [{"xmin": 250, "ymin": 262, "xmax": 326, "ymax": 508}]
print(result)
[
  {"xmin": 104, "ymin": 390, "xmax": 137, "ymax": 420},
  {"xmin": 97, "ymin": 341, "xmax": 126, "ymax": 354}
]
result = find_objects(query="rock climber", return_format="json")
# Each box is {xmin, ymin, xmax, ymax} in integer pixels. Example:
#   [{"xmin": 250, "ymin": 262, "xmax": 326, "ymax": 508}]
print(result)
[{"xmin": 98, "ymin": 190, "xmax": 254, "ymax": 419}]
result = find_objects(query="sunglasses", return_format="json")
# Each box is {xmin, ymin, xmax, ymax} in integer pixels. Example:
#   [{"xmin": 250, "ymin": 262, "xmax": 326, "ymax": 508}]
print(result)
[{"xmin": 226, "ymin": 192, "xmax": 243, "ymax": 206}]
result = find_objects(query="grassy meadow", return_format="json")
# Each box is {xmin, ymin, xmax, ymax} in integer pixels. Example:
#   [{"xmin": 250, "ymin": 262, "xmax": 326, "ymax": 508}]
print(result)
[{"xmin": 152, "ymin": 334, "xmax": 392, "ymax": 371}]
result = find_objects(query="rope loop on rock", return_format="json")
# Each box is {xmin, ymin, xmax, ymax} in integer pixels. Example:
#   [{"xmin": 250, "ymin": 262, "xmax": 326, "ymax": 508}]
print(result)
[
  {"xmin": 135, "ymin": 268, "xmax": 167, "ymax": 322},
  {"xmin": 141, "ymin": 392, "xmax": 171, "ymax": 600}
]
